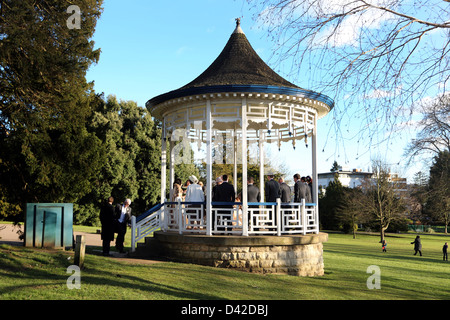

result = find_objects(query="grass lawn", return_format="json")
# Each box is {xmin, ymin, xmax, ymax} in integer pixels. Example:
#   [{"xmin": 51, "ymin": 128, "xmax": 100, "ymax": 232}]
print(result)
[{"xmin": 0, "ymin": 228, "xmax": 448, "ymax": 300}]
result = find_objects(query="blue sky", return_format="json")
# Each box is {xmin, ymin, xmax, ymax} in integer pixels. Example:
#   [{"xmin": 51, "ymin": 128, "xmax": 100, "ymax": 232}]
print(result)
[{"xmin": 86, "ymin": 0, "xmax": 431, "ymax": 182}]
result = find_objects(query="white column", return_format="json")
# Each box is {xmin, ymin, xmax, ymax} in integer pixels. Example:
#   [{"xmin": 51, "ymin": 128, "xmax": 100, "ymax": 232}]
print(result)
[
  {"xmin": 161, "ymin": 122, "xmax": 167, "ymax": 204},
  {"xmin": 233, "ymin": 133, "xmax": 237, "ymax": 194},
  {"xmin": 131, "ymin": 216, "xmax": 136, "ymax": 252},
  {"xmin": 169, "ymin": 140, "xmax": 175, "ymax": 193},
  {"xmin": 259, "ymin": 130, "xmax": 264, "ymax": 198},
  {"xmin": 241, "ymin": 97, "xmax": 248, "ymax": 236},
  {"xmin": 311, "ymin": 113, "xmax": 319, "ymax": 234},
  {"xmin": 206, "ymin": 100, "xmax": 213, "ymax": 236}
]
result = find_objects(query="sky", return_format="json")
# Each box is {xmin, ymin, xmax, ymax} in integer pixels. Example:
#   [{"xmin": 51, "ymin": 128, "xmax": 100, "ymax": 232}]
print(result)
[{"xmin": 85, "ymin": 0, "xmax": 434, "ymax": 183}]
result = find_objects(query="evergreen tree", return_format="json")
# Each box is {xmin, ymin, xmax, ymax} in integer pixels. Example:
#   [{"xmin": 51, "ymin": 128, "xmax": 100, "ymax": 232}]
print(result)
[
  {"xmin": 0, "ymin": 0, "xmax": 104, "ymax": 219},
  {"xmin": 319, "ymin": 173, "xmax": 346, "ymax": 230},
  {"xmin": 77, "ymin": 95, "xmax": 162, "ymax": 225},
  {"xmin": 425, "ymin": 151, "xmax": 450, "ymax": 233}
]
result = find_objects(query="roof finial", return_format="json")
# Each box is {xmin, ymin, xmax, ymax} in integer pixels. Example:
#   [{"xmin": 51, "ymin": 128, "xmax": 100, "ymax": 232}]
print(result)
[{"xmin": 233, "ymin": 17, "xmax": 244, "ymax": 34}]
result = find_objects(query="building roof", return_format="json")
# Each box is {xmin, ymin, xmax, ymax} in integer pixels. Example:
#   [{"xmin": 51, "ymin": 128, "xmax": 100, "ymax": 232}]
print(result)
[
  {"xmin": 180, "ymin": 21, "xmax": 300, "ymax": 90},
  {"xmin": 146, "ymin": 19, "xmax": 334, "ymax": 112}
]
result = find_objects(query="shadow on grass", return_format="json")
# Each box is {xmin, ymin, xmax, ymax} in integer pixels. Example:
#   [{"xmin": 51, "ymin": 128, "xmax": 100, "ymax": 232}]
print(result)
[{"xmin": 0, "ymin": 244, "xmax": 221, "ymax": 300}]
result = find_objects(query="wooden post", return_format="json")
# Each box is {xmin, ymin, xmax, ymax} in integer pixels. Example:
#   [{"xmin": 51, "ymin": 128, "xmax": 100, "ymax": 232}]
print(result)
[{"xmin": 74, "ymin": 235, "xmax": 85, "ymax": 268}]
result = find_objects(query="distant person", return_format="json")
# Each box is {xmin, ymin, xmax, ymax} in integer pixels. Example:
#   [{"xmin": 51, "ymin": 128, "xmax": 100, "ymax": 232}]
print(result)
[
  {"xmin": 247, "ymin": 176, "xmax": 261, "ymax": 203},
  {"xmin": 265, "ymin": 173, "xmax": 280, "ymax": 202},
  {"xmin": 212, "ymin": 176, "xmax": 223, "ymax": 202},
  {"xmin": 306, "ymin": 176, "xmax": 313, "ymax": 202},
  {"xmin": 171, "ymin": 183, "xmax": 183, "ymax": 203},
  {"xmin": 115, "ymin": 199, "xmax": 132, "ymax": 253},
  {"xmin": 169, "ymin": 178, "xmax": 182, "ymax": 203},
  {"xmin": 184, "ymin": 175, "xmax": 204, "ymax": 229},
  {"xmin": 100, "ymin": 196, "xmax": 115, "ymax": 256},
  {"xmin": 185, "ymin": 175, "xmax": 205, "ymax": 203},
  {"xmin": 382, "ymin": 239, "xmax": 387, "ymax": 252},
  {"xmin": 278, "ymin": 177, "xmax": 291, "ymax": 206},
  {"xmin": 411, "ymin": 235, "xmax": 422, "ymax": 256},
  {"xmin": 265, "ymin": 173, "xmax": 280, "ymax": 224},
  {"xmin": 213, "ymin": 174, "xmax": 235, "ymax": 233},
  {"xmin": 293, "ymin": 173, "xmax": 312, "ymax": 203},
  {"xmin": 247, "ymin": 177, "xmax": 261, "ymax": 229},
  {"xmin": 443, "ymin": 242, "xmax": 448, "ymax": 261}
]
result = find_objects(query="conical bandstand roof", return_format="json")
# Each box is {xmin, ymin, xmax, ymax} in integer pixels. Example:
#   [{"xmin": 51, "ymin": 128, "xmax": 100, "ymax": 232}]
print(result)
[{"xmin": 146, "ymin": 20, "xmax": 334, "ymax": 114}]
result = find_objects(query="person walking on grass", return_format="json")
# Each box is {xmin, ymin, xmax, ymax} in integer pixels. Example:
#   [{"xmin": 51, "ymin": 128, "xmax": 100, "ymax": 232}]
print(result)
[
  {"xmin": 443, "ymin": 242, "xmax": 448, "ymax": 261},
  {"xmin": 411, "ymin": 235, "xmax": 422, "ymax": 256},
  {"xmin": 382, "ymin": 239, "xmax": 387, "ymax": 252}
]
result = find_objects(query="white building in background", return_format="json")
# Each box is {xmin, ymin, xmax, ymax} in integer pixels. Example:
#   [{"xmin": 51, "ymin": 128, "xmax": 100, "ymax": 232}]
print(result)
[
  {"xmin": 318, "ymin": 167, "xmax": 373, "ymax": 191},
  {"xmin": 318, "ymin": 166, "xmax": 408, "ymax": 196}
]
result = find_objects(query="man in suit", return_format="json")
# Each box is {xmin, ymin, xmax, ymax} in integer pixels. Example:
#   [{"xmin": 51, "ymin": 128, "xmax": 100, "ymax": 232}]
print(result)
[
  {"xmin": 293, "ymin": 173, "xmax": 312, "ymax": 203},
  {"xmin": 212, "ymin": 176, "xmax": 223, "ymax": 202},
  {"xmin": 100, "ymin": 196, "xmax": 115, "ymax": 256},
  {"xmin": 265, "ymin": 174, "xmax": 280, "ymax": 202},
  {"xmin": 213, "ymin": 175, "xmax": 235, "ymax": 232},
  {"xmin": 278, "ymin": 178, "xmax": 292, "ymax": 208},
  {"xmin": 247, "ymin": 176, "xmax": 261, "ymax": 203},
  {"xmin": 247, "ymin": 176, "xmax": 260, "ymax": 230},
  {"xmin": 265, "ymin": 173, "xmax": 280, "ymax": 224},
  {"xmin": 115, "ymin": 198, "xmax": 132, "ymax": 253}
]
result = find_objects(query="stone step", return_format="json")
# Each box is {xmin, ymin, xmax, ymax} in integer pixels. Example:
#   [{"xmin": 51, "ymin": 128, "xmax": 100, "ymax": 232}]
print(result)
[{"xmin": 130, "ymin": 236, "xmax": 163, "ymax": 258}]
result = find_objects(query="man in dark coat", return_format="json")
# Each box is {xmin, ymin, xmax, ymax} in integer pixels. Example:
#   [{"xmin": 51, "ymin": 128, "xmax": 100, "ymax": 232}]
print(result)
[
  {"xmin": 265, "ymin": 174, "xmax": 280, "ymax": 224},
  {"xmin": 100, "ymin": 196, "xmax": 115, "ymax": 256},
  {"xmin": 247, "ymin": 177, "xmax": 261, "ymax": 230},
  {"xmin": 265, "ymin": 174, "xmax": 280, "ymax": 203},
  {"xmin": 213, "ymin": 175, "xmax": 235, "ymax": 232},
  {"xmin": 247, "ymin": 177, "xmax": 261, "ymax": 203},
  {"xmin": 293, "ymin": 173, "xmax": 312, "ymax": 203},
  {"xmin": 443, "ymin": 242, "xmax": 448, "ymax": 261},
  {"xmin": 115, "ymin": 198, "xmax": 132, "ymax": 253},
  {"xmin": 411, "ymin": 235, "xmax": 422, "ymax": 256},
  {"xmin": 278, "ymin": 178, "xmax": 291, "ymax": 206}
]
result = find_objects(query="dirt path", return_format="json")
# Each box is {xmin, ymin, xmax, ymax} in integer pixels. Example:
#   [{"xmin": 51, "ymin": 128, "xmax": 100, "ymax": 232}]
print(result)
[{"xmin": 0, "ymin": 224, "xmax": 163, "ymax": 265}]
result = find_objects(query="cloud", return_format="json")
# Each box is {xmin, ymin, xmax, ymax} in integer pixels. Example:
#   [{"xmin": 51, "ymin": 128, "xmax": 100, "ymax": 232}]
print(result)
[
  {"xmin": 176, "ymin": 46, "xmax": 191, "ymax": 56},
  {"xmin": 256, "ymin": 0, "xmax": 396, "ymax": 48}
]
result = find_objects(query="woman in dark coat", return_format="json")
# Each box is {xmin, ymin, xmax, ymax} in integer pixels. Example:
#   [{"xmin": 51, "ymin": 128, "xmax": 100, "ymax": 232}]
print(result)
[
  {"xmin": 411, "ymin": 235, "xmax": 422, "ymax": 256},
  {"xmin": 100, "ymin": 196, "xmax": 115, "ymax": 256}
]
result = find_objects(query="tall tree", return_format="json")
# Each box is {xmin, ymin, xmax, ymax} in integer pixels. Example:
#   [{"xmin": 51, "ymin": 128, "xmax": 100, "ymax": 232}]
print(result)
[
  {"xmin": 319, "ymin": 173, "xmax": 346, "ymax": 230},
  {"xmin": 405, "ymin": 93, "xmax": 450, "ymax": 163},
  {"xmin": 247, "ymin": 0, "xmax": 450, "ymax": 152},
  {"xmin": 0, "ymin": 0, "xmax": 104, "ymax": 218},
  {"xmin": 425, "ymin": 151, "xmax": 450, "ymax": 233},
  {"xmin": 77, "ymin": 95, "xmax": 162, "ymax": 225},
  {"xmin": 338, "ymin": 187, "xmax": 366, "ymax": 239},
  {"xmin": 356, "ymin": 161, "xmax": 405, "ymax": 242}
]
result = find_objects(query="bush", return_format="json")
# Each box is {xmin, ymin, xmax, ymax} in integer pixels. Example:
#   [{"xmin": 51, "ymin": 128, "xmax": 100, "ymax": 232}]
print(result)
[{"xmin": 73, "ymin": 203, "xmax": 100, "ymax": 226}]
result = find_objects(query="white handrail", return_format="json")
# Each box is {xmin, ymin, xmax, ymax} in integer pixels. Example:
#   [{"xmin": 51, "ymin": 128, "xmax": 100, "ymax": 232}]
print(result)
[
  {"xmin": 131, "ymin": 200, "xmax": 319, "ymax": 252},
  {"xmin": 131, "ymin": 205, "xmax": 164, "ymax": 252}
]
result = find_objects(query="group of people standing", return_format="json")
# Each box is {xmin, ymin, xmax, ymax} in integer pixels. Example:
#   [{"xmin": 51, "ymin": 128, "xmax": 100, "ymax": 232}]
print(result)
[
  {"xmin": 265, "ymin": 173, "xmax": 313, "ymax": 205},
  {"xmin": 169, "ymin": 175, "xmax": 205, "ymax": 204},
  {"xmin": 164, "ymin": 172, "xmax": 314, "ymax": 232},
  {"xmin": 167, "ymin": 172, "xmax": 314, "ymax": 207},
  {"xmin": 99, "ymin": 197, "xmax": 132, "ymax": 256}
]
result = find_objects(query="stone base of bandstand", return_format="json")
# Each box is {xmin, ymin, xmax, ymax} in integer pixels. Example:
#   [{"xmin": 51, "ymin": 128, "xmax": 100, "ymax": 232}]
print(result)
[{"xmin": 149, "ymin": 231, "xmax": 328, "ymax": 277}]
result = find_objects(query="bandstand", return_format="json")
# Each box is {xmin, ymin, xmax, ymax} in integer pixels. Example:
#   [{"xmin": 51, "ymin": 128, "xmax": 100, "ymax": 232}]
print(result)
[{"xmin": 131, "ymin": 19, "xmax": 334, "ymax": 276}]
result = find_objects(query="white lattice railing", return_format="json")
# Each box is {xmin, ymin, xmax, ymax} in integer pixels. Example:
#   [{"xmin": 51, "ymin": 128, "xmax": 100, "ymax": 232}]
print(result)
[{"xmin": 131, "ymin": 199, "xmax": 318, "ymax": 252}]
